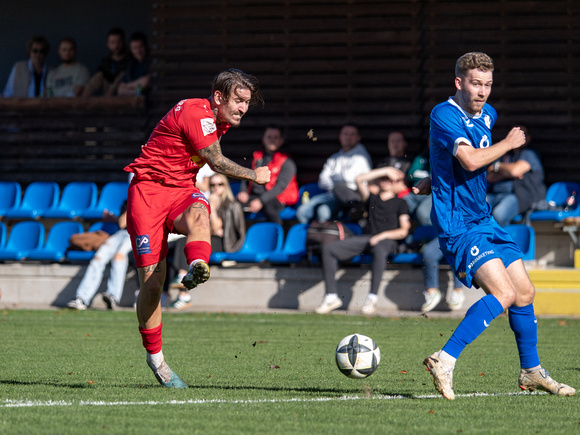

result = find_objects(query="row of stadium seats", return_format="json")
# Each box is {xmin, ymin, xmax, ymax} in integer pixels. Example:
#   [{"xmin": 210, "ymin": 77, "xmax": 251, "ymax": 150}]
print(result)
[
  {"xmin": 0, "ymin": 218, "xmax": 535, "ymax": 265},
  {"xmin": 525, "ymin": 181, "xmax": 580, "ymax": 222},
  {"xmin": 0, "ymin": 181, "xmax": 129, "ymax": 220},
  {"xmin": 0, "ymin": 220, "xmax": 119, "ymax": 262}
]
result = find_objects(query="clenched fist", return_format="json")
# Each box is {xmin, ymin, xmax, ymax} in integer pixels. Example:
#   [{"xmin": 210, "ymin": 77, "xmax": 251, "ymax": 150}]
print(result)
[{"xmin": 254, "ymin": 166, "xmax": 271, "ymax": 185}]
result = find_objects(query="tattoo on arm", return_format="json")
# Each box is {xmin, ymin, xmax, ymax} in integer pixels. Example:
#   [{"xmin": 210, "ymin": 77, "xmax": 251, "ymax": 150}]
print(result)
[
  {"xmin": 143, "ymin": 263, "xmax": 161, "ymax": 273},
  {"xmin": 191, "ymin": 202, "xmax": 209, "ymax": 216},
  {"xmin": 198, "ymin": 141, "xmax": 256, "ymax": 181}
]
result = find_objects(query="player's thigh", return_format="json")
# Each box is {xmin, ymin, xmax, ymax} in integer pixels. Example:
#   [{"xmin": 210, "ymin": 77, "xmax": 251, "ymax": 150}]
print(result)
[
  {"xmin": 172, "ymin": 202, "xmax": 210, "ymax": 236},
  {"xmin": 473, "ymin": 258, "xmax": 516, "ymax": 308}
]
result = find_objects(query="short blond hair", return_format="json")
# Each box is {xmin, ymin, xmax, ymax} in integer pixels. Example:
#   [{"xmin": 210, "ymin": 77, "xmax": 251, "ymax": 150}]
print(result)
[{"xmin": 455, "ymin": 52, "xmax": 494, "ymax": 78}]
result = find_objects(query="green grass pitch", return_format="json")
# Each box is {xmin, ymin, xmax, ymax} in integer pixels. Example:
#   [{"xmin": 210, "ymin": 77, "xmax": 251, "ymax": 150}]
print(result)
[{"xmin": 0, "ymin": 309, "xmax": 578, "ymax": 434}]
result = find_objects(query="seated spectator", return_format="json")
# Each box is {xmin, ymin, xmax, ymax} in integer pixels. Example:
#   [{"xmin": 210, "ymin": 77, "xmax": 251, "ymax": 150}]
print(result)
[
  {"xmin": 117, "ymin": 32, "xmax": 151, "ymax": 96},
  {"xmin": 296, "ymin": 123, "xmax": 372, "ymax": 224},
  {"xmin": 376, "ymin": 131, "xmax": 413, "ymax": 175},
  {"xmin": 167, "ymin": 173, "xmax": 246, "ymax": 309},
  {"xmin": 315, "ymin": 166, "xmax": 411, "ymax": 316},
  {"xmin": 3, "ymin": 35, "xmax": 51, "ymax": 98},
  {"xmin": 420, "ymin": 237, "xmax": 466, "ymax": 312},
  {"xmin": 486, "ymin": 125, "xmax": 546, "ymax": 226},
  {"xmin": 237, "ymin": 125, "xmax": 299, "ymax": 224},
  {"xmin": 82, "ymin": 27, "xmax": 131, "ymax": 97},
  {"xmin": 46, "ymin": 37, "xmax": 90, "ymax": 97},
  {"xmin": 67, "ymin": 202, "xmax": 130, "ymax": 310},
  {"xmin": 404, "ymin": 138, "xmax": 433, "ymax": 226}
]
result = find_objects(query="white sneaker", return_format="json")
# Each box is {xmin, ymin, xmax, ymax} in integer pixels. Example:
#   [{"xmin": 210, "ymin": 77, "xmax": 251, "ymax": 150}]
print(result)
[
  {"xmin": 447, "ymin": 290, "xmax": 466, "ymax": 311},
  {"xmin": 169, "ymin": 294, "xmax": 192, "ymax": 310},
  {"xmin": 315, "ymin": 293, "xmax": 342, "ymax": 314},
  {"xmin": 67, "ymin": 297, "xmax": 87, "ymax": 310},
  {"xmin": 361, "ymin": 294, "xmax": 378, "ymax": 316},
  {"xmin": 424, "ymin": 350, "xmax": 455, "ymax": 400},
  {"xmin": 421, "ymin": 289, "xmax": 442, "ymax": 313}
]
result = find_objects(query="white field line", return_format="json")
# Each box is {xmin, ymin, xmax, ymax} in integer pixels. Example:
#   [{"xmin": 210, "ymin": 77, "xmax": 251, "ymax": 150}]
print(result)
[{"xmin": 0, "ymin": 391, "xmax": 544, "ymax": 408}]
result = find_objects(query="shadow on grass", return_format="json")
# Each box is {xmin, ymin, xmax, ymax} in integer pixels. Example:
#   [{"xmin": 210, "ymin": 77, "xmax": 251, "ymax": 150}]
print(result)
[{"xmin": 0, "ymin": 378, "xmax": 413, "ymax": 398}]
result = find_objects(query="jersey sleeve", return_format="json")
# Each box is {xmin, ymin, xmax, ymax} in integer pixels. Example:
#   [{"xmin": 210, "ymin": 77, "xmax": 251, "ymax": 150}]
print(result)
[
  {"xmin": 431, "ymin": 104, "xmax": 472, "ymax": 156},
  {"xmin": 178, "ymin": 102, "xmax": 220, "ymax": 151}
]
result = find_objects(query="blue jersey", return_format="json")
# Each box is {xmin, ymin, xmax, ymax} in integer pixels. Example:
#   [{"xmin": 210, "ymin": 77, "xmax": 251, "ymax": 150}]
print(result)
[{"xmin": 430, "ymin": 97, "xmax": 498, "ymax": 237}]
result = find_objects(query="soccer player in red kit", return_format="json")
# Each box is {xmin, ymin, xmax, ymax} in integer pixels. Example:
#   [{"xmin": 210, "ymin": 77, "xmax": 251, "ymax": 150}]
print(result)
[{"xmin": 124, "ymin": 69, "xmax": 270, "ymax": 388}]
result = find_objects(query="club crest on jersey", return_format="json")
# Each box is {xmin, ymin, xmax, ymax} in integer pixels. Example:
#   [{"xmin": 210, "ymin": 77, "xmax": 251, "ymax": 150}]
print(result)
[
  {"xmin": 484, "ymin": 115, "xmax": 491, "ymax": 129},
  {"xmin": 201, "ymin": 118, "xmax": 216, "ymax": 136},
  {"xmin": 480, "ymin": 135, "xmax": 490, "ymax": 148},
  {"xmin": 135, "ymin": 235, "xmax": 151, "ymax": 255}
]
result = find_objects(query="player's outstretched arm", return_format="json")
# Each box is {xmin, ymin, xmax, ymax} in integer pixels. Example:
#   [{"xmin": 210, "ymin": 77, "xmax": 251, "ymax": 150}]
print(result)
[
  {"xmin": 456, "ymin": 127, "xmax": 526, "ymax": 172},
  {"xmin": 198, "ymin": 141, "xmax": 271, "ymax": 185}
]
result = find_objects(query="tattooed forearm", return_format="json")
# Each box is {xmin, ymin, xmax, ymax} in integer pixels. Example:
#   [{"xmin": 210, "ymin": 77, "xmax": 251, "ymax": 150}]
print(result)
[
  {"xmin": 198, "ymin": 141, "xmax": 256, "ymax": 181},
  {"xmin": 143, "ymin": 263, "xmax": 162, "ymax": 273},
  {"xmin": 191, "ymin": 202, "xmax": 209, "ymax": 216}
]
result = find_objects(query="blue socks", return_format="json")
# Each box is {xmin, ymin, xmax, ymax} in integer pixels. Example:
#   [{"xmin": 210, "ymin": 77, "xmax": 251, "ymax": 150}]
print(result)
[
  {"xmin": 442, "ymin": 294, "xmax": 504, "ymax": 359},
  {"xmin": 508, "ymin": 304, "xmax": 540, "ymax": 369}
]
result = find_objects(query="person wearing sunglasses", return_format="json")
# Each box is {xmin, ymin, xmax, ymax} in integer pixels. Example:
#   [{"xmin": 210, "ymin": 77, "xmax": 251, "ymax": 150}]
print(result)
[{"xmin": 3, "ymin": 35, "xmax": 51, "ymax": 98}]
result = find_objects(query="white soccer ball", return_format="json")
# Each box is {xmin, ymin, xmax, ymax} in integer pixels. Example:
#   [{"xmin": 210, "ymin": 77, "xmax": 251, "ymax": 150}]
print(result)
[{"xmin": 335, "ymin": 333, "xmax": 380, "ymax": 379}]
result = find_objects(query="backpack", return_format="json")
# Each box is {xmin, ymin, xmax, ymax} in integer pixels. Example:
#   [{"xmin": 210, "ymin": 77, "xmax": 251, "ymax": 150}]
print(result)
[{"xmin": 306, "ymin": 220, "xmax": 354, "ymax": 262}]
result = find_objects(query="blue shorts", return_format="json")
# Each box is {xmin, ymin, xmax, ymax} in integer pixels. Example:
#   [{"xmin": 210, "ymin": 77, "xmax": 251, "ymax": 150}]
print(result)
[{"xmin": 439, "ymin": 219, "xmax": 523, "ymax": 288}]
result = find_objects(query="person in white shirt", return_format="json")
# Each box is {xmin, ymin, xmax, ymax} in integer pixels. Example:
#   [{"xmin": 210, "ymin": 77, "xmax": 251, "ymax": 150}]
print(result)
[
  {"xmin": 296, "ymin": 123, "xmax": 372, "ymax": 223},
  {"xmin": 46, "ymin": 37, "xmax": 90, "ymax": 97}
]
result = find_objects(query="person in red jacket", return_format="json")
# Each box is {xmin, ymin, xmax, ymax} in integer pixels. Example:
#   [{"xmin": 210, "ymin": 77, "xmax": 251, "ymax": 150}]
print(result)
[{"xmin": 237, "ymin": 125, "xmax": 298, "ymax": 224}]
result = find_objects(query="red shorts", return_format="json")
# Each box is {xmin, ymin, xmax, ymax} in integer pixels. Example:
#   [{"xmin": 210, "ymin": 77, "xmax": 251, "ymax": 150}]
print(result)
[{"xmin": 126, "ymin": 179, "xmax": 210, "ymax": 268}]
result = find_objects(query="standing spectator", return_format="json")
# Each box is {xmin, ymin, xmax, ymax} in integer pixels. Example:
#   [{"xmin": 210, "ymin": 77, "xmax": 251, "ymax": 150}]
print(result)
[
  {"xmin": 117, "ymin": 32, "xmax": 151, "ymax": 96},
  {"xmin": 296, "ymin": 123, "xmax": 372, "ymax": 224},
  {"xmin": 82, "ymin": 27, "xmax": 131, "ymax": 97},
  {"xmin": 46, "ymin": 37, "xmax": 90, "ymax": 97},
  {"xmin": 67, "ymin": 203, "xmax": 130, "ymax": 310},
  {"xmin": 3, "ymin": 36, "xmax": 51, "ymax": 98},
  {"xmin": 486, "ymin": 125, "xmax": 546, "ymax": 226},
  {"xmin": 315, "ymin": 166, "xmax": 410, "ymax": 315},
  {"xmin": 423, "ymin": 52, "xmax": 574, "ymax": 399},
  {"xmin": 237, "ymin": 126, "xmax": 299, "ymax": 224},
  {"xmin": 124, "ymin": 68, "xmax": 269, "ymax": 388}
]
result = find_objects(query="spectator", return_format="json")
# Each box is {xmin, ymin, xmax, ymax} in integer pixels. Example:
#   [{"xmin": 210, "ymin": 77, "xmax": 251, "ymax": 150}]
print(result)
[
  {"xmin": 3, "ymin": 35, "xmax": 51, "ymax": 98},
  {"xmin": 404, "ymin": 139, "xmax": 432, "ymax": 226},
  {"xmin": 237, "ymin": 126, "xmax": 299, "ymax": 224},
  {"xmin": 315, "ymin": 166, "xmax": 411, "ymax": 315},
  {"xmin": 377, "ymin": 131, "xmax": 413, "ymax": 175},
  {"xmin": 296, "ymin": 123, "xmax": 372, "ymax": 224},
  {"xmin": 67, "ymin": 203, "xmax": 130, "ymax": 310},
  {"xmin": 117, "ymin": 32, "xmax": 151, "ymax": 96},
  {"xmin": 420, "ymin": 237, "xmax": 466, "ymax": 312},
  {"xmin": 168, "ymin": 173, "xmax": 246, "ymax": 309},
  {"xmin": 486, "ymin": 125, "xmax": 546, "ymax": 226},
  {"xmin": 195, "ymin": 163, "xmax": 216, "ymax": 198},
  {"xmin": 46, "ymin": 37, "xmax": 90, "ymax": 97},
  {"xmin": 82, "ymin": 27, "xmax": 131, "ymax": 97}
]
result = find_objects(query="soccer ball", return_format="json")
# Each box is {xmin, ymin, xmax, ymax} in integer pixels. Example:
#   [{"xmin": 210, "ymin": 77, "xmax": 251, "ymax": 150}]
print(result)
[{"xmin": 335, "ymin": 333, "xmax": 380, "ymax": 379}]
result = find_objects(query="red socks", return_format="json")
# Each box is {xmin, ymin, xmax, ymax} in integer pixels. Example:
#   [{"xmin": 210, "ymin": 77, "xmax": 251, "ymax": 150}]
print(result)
[
  {"xmin": 184, "ymin": 240, "xmax": 211, "ymax": 265},
  {"xmin": 139, "ymin": 323, "xmax": 163, "ymax": 354}
]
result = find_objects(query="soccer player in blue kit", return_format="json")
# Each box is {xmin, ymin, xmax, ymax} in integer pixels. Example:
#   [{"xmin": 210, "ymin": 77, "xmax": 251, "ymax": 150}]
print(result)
[{"xmin": 421, "ymin": 52, "xmax": 575, "ymax": 400}]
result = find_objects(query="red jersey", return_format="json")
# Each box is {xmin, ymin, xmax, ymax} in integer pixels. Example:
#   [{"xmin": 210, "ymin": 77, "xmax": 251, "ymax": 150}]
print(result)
[{"xmin": 125, "ymin": 98, "xmax": 230, "ymax": 188}]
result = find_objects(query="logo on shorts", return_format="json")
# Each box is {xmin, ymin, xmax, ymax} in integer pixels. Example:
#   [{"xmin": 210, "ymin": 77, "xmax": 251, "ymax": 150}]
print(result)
[
  {"xmin": 470, "ymin": 245, "xmax": 480, "ymax": 256},
  {"xmin": 135, "ymin": 235, "xmax": 151, "ymax": 255},
  {"xmin": 201, "ymin": 118, "xmax": 216, "ymax": 136}
]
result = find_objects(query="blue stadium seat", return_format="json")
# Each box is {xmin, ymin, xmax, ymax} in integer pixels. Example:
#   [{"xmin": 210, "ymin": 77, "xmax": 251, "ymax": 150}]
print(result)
[
  {"xmin": 529, "ymin": 181, "xmax": 580, "ymax": 222},
  {"xmin": 3, "ymin": 181, "xmax": 59, "ymax": 219},
  {"xmin": 82, "ymin": 181, "xmax": 129, "ymax": 220},
  {"xmin": 0, "ymin": 221, "xmax": 45, "ymax": 260},
  {"xmin": 43, "ymin": 181, "xmax": 98, "ymax": 219},
  {"xmin": 0, "ymin": 222, "xmax": 7, "ymax": 249},
  {"xmin": 504, "ymin": 224, "xmax": 535, "ymax": 261},
  {"xmin": 226, "ymin": 222, "xmax": 284, "ymax": 263},
  {"xmin": 209, "ymin": 251, "xmax": 230, "ymax": 264},
  {"xmin": 0, "ymin": 181, "xmax": 22, "ymax": 217},
  {"xmin": 28, "ymin": 221, "xmax": 85, "ymax": 262},
  {"xmin": 65, "ymin": 221, "xmax": 120, "ymax": 261},
  {"xmin": 266, "ymin": 223, "xmax": 309, "ymax": 264}
]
